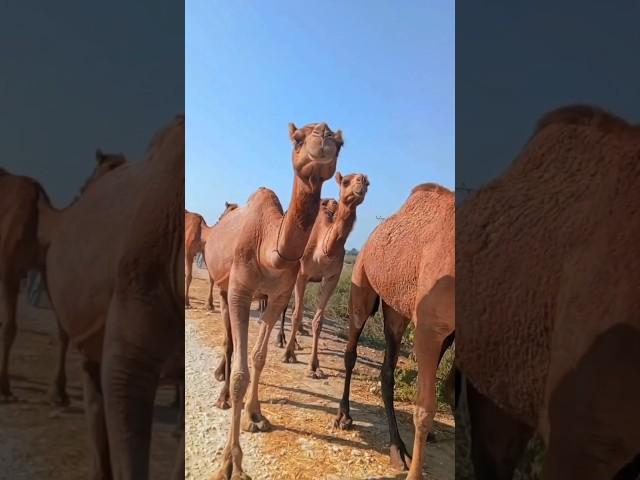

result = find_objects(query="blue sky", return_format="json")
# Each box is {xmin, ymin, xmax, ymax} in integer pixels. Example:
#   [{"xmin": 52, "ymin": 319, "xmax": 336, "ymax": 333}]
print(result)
[
  {"xmin": 1, "ymin": 1, "xmax": 183, "ymax": 206},
  {"xmin": 186, "ymin": 1, "xmax": 454, "ymax": 249}
]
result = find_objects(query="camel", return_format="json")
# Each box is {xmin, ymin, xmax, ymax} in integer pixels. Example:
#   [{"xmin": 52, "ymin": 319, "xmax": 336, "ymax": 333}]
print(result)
[
  {"xmin": 184, "ymin": 203, "xmax": 237, "ymax": 310},
  {"xmin": 207, "ymin": 121, "xmax": 343, "ymax": 480},
  {"xmin": 279, "ymin": 172, "xmax": 369, "ymax": 379},
  {"xmin": 456, "ymin": 105, "xmax": 640, "ymax": 480},
  {"xmin": 0, "ymin": 151, "xmax": 125, "ymax": 404},
  {"xmin": 40, "ymin": 115, "xmax": 184, "ymax": 479},
  {"xmin": 334, "ymin": 183, "xmax": 455, "ymax": 480},
  {"xmin": 274, "ymin": 197, "xmax": 338, "ymax": 349}
]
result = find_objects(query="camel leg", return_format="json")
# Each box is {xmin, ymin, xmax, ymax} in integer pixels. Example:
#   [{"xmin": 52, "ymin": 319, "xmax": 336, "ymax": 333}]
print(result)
[
  {"xmin": 274, "ymin": 304, "xmax": 287, "ymax": 348},
  {"xmin": 206, "ymin": 275, "xmax": 215, "ymax": 312},
  {"xmin": 380, "ymin": 303, "xmax": 412, "ymax": 470},
  {"xmin": 0, "ymin": 276, "xmax": 18, "ymax": 402},
  {"xmin": 307, "ymin": 274, "xmax": 340, "ymax": 379},
  {"xmin": 82, "ymin": 360, "xmax": 111, "ymax": 480},
  {"xmin": 466, "ymin": 379, "xmax": 532, "ymax": 480},
  {"xmin": 184, "ymin": 253, "xmax": 193, "ymax": 309},
  {"xmin": 215, "ymin": 290, "xmax": 232, "ymax": 410},
  {"xmin": 172, "ymin": 432, "xmax": 185, "ymax": 480},
  {"xmin": 406, "ymin": 276, "xmax": 454, "ymax": 480},
  {"xmin": 47, "ymin": 317, "xmax": 70, "ymax": 406},
  {"xmin": 101, "ymin": 294, "xmax": 180, "ymax": 480},
  {"xmin": 334, "ymin": 271, "xmax": 379, "ymax": 429},
  {"xmin": 242, "ymin": 295, "xmax": 288, "ymax": 433},
  {"xmin": 282, "ymin": 275, "xmax": 308, "ymax": 363},
  {"xmin": 212, "ymin": 287, "xmax": 251, "ymax": 480}
]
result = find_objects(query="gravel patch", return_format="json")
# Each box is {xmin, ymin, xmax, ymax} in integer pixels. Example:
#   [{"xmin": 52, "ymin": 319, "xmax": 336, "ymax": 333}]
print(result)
[{"xmin": 186, "ymin": 319, "xmax": 271, "ymax": 480}]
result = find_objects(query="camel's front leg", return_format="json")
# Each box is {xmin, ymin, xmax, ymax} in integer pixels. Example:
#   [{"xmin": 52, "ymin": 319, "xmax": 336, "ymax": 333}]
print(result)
[
  {"xmin": 212, "ymin": 287, "xmax": 251, "ymax": 480},
  {"xmin": 306, "ymin": 274, "xmax": 340, "ymax": 379},
  {"xmin": 0, "ymin": 277, "xmax": 18, "ymax": 402},
  {"xmin": 102, "ymin": 297, "xmax": 179, "ymax": 480},
  {"xmin": 282, "ymin": 275, "xmax": 308, "ymax": 363},
  {"xmin": 243, "ymin": 295, "xmax": 289, "ymax": 433},
  {"xmin": 82, "ymin": 360, "xmax": 111, "ymax": 480}
]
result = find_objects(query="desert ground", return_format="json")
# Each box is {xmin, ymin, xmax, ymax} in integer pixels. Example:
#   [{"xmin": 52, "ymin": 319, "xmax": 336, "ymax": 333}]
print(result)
[
  {"xmin": 0, "ymin": 290, "xmax": 180, "ymax": 479},
  {"xmin": 186, "ymin": 266, "xmax": 454, "ymax": 480}
]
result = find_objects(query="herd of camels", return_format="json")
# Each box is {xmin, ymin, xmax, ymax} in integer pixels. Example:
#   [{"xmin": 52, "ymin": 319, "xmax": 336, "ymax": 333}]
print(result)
[{"xmin": 1, "ymin": 104, "xmax": 638, "ymax": 480}]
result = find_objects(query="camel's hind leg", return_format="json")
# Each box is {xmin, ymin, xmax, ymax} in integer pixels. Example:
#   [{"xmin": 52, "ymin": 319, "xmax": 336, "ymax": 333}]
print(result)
[
  {"xmin": 184, "ymin": 253, "xmax": 193, "ymax": 308},
  {"xmin": 282, "ymin": 275, "xmax": 308, "ymax": 364},
  {"xmin": 380, "ymin": 302, "xmax": 411, "ymax": 470},
  {"xmin": 206, "ymin": 275, "xmax": 216, "ymax": 312},
  {"xmin": 274, "ymin": 304, "xmax": 287, "ymax": 348},
  {"xmin": 0, "ymin": 276, "xmax": 19, "ymax": 402},
  {"xmin": 407, "ymin": 275, "xmax": 455, "ymax": 480},
  {"xmin": 82, "ymin": 360, "xmax": 111, "ymax": 479},
  {"xmin": 334, "ymin": 263, "xmax": 379, "ymax": 430},
  {"xmin": 306, "ymin": 274, "xmax": 340, "ymax": 379},
  {"xmin": 215, "ymin": 290, "xmax": 232, "ymax": 410},
  {"xmin": 47, "ymin": 317, "xmax": 70, "ymax": 406}
]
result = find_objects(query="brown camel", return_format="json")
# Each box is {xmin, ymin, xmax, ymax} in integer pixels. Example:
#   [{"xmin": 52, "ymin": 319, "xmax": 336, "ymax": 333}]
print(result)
[
  {"xmin": 456, "ymin": 105, "xmax": 640, "ymax": 480},
  {"xmin": 41, "ymin": 115, "xmax": 184, "ymax": 479},
  {"xmin": 279, "ymin": 172, "xmax": 369, "ymax": 379},
  {"xmin": 273, "ymin": 197, "xmax": 338, "ymax": 348},
  {"xmin": 206, "ymin": 121, "xmax": 342, "ymax": 480},
  {"xmin": 184, "ymin": 202, "xmax": 237, "ymax": 310},
  {"xmin": 0, "ymin": 151, "xmax": 125, "ymax": 404},
  {"xmin": 334, "ymin": 183, "xmax": 455, "ymax": 480},
  {"xmin": 214, "ymin": 198, "xmax": 338, "ymax": 394}
]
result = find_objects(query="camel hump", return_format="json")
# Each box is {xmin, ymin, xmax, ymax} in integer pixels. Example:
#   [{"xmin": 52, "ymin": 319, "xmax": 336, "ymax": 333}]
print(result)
[
  {"xmin": 410, "ymin": 183, "xmax": 452, "ymax": 196},
  {"xmin": 534, "ymin": 104, "xmax": 630, "ymax": 134}
]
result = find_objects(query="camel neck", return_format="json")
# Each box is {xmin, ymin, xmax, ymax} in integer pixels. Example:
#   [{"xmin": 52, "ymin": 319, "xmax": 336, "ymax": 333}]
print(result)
[
  {"xmin": 323, "ymin": 201, "xmax": 356, "ymax": 257},
  {"xmin": 275, "ymin": 175, "xmax": 321, "ymax": 263}
]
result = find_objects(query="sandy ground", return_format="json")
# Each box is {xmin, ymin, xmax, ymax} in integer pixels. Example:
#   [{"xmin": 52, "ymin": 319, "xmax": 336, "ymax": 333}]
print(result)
[
  {"xmin": 186, "ymin": 267, "xmax": 454, "ymax": 480},
  {"xmin": 0, "ymin": 292, "xmax": 180, "ymax": 480}
]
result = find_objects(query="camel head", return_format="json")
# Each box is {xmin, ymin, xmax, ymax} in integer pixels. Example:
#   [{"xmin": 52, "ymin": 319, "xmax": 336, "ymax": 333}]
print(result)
[
  {"xmin": 219, "ymin": 201, "xmax": 239, "ymax": 220},
  {"xmin": 320, "ymin": 198, "xmax": 339, "ymax": 218},
  {"xmin": 288, "ymin": 122, "xmax": 343, "ymax": 191},
  {"xmin": 335, "ymin": 172, "xmax": 369, "ymax": 208},
  {"xmin": 79, "ymin": 149, "xmax": 127, "ymax": 194}
]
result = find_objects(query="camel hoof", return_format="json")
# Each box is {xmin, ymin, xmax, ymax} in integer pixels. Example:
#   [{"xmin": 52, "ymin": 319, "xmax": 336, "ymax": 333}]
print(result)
[
  {"xmin": 185, "ymin": 303, "xmax": 192, "ymax": 310},
  {"xmin": 46, "ymin": 389, "xmax": 70, "ymax": 407},
  {"xmin": 281, "ymin": 350, "xmax": 297, "ymax": 364},
  {"xmin": 210, "ymin": 461, "xmax": 251, "ymax": 480},
  {"xmin": 214, "ymin": 365, "xmax": 226, "ymax": 382},
  {"xmin": 242, "ymin": 413, "xmax": 272, "ymax": 433},
  {"xmin": 215, "ymin": 396, "xmax": 231, "ymax": 410},
  {"xmin": 298, "ymin": 326, "xmax": 310, "ymax": 337},
  {"xmin": 333, "ymin": 412, "xmax": 353, "ymax": 430},
  {"xmin": 206, "ymin": 304, "xmax": 216, "ymax": 312},
  {"xmin": 274, "ymin": 337, "xmax": 285, "ymax": 349},
  {"xmin": 306, "ymin": 368, "xmax": 326, "ymax": 379},
  {"xmin": 294, "ymin": 341, "xmax": 303, "ymax": 351},
  {"xmin": 427, "ymin": 431, "xmax": 437, "ymax": 443},
  {"xmin": 389, "ymin": 444, "xmax": 412, "ymax": 471}
]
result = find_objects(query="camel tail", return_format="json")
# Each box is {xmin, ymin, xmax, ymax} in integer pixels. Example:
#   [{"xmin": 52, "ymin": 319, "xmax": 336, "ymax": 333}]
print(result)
[{"xmin": 533, "ymin": 104, "xmax": 630, "ymax": 136}]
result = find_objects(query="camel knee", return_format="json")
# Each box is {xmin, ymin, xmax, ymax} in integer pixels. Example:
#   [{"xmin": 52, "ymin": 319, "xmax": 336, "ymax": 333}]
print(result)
[
  {"xmin": 252, "ymin": 349, "xmax": 267, "ymax": 371},
  {"xmin": 311, "ymin": 313, "xmax": 323, "ymax": 335},
  {"xmin": 413, "ymin": 405, "xmax": 436, "ymax": 433},
  {"xmin": 230, "ymin": 370, "xmax": 249, "ymax": 401}
]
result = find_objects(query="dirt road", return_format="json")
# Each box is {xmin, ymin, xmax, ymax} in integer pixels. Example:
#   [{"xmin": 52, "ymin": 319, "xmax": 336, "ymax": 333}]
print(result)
[
  {"xmin": 185, "ymin": 269, "xmax": 454, "ymax": 480},
  {"xmin": 0, "ymin": 293, "xmax": 180, "ymax": 480}
]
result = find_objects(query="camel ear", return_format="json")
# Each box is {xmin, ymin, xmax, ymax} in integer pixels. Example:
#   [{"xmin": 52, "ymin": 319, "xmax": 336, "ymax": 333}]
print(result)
[
  {"xmin": 95, "ymin": 149, "xmax": 105, "ymax": 164},
  {"xmin": 364, "ymin": 175, "xmax": 370, "ymax": 187},
  {"xmin": 288, "ymin": 123, "xmax": 304, "ymax": 143},
  {"xmin": 225, "ymin": 201, "xmax": 230, "ymax": 208},
  {"xmin": 335, "ymin": 172, "xmax": 343, "ymax": 185},
  {"xmin": 334, "ymin": 129, "xmax": 344, "ymax": 146}
]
